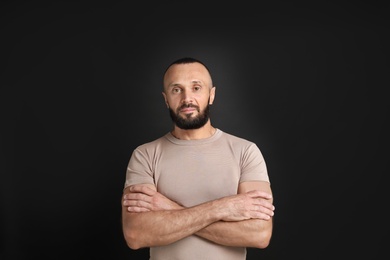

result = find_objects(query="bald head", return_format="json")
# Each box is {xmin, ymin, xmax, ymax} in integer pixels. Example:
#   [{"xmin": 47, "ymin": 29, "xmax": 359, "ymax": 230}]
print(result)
[
  {"xmin": 163, "ymin": 62, "xmax": 213, "ymax": 93},
  {"xmin": 163, "ymin": 57, "xmax": 213, "ymax": 92}
]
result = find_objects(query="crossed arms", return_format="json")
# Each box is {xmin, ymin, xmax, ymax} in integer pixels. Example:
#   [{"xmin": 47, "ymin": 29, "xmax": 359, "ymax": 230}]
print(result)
[{"xmin": 121, "ymin": 181, "xmax": 274, "ymax": 250}]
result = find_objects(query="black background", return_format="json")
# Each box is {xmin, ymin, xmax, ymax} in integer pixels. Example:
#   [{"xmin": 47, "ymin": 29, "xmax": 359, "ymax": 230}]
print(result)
[{"xmin": 1, "ymin": 1, "xmax": 389, "ymax": 259}]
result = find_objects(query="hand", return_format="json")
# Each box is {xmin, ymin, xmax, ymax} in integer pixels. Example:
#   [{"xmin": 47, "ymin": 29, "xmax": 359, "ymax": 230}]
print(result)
[
  {"xmin": 123, "ymin": 185, "xmax": 183, "ymax": 213},
  {"xmin": 218, "ymin": 190, "xmax": 274, "ymax": 222}
]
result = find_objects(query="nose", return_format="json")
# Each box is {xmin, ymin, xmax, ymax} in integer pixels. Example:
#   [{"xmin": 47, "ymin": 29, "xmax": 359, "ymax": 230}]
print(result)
[{"xmin": 181, "ymin": 90, "xmax": 193, "ymax": 104}]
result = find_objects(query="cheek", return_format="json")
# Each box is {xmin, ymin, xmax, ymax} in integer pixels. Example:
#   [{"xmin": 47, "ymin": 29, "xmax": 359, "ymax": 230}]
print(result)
[{"xmin": 166, "ymin": 97, "xmax": 180, "ymax": 108}]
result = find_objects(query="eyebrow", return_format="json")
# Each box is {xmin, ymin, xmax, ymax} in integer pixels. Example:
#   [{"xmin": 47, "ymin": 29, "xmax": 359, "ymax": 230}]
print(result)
[{"xmin": 168, "ymin": 80, "xmax": 203, "ymax": 88}]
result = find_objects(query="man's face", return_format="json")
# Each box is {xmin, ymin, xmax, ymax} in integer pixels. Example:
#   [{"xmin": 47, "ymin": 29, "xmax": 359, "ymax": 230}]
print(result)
[{"xmin": 162, "ymin": 62, "xmax": 215, "ymax": 129}]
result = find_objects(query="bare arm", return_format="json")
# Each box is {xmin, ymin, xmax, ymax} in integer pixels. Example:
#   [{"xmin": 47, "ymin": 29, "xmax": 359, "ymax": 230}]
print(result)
[
  {"xmin": 122, "ymin": 189, "xmax": 219, "ymax": 249},
  {"xmin": 195, "ymin": 181, "xmax": 274, "ymax": 248},
  {"xmin": 122, "ymin": 182, "xmax": 274, "ymax": 249}
]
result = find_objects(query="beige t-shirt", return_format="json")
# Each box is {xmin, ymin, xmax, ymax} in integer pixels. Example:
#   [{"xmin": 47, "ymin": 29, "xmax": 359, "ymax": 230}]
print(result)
[{"xmin": 125, "ymin": 129, "xmax": 270, "ymax": 260}]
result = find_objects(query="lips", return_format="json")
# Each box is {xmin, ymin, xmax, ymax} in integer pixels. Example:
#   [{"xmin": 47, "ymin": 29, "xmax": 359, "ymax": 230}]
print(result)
[
  {"xmin": 180, "ymin": 107, "xmax": 196, "ymax": 113},
  {"xmin": 179, "ymin": 104, "xmax": 198, "ymax": 113}
]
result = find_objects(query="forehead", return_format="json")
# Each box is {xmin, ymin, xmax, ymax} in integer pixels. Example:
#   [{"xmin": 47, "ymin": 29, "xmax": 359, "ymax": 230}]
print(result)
[{"xmin": 163, "ymin": 62, "xmax": 212, "ymax": 88}]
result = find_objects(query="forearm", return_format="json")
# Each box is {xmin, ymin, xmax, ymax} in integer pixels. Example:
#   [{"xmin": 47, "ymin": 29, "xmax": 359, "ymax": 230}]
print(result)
[
  {"xmin": 122, "ymin": 183, "xmax": 274, "ymax": 249},
  {"xmin": 195, "ymin": 218, "xmax": 273, "ymax": 248},
  {"xmin": 122, "ymin": 200, "xmax": 222, "ymax": 249}
]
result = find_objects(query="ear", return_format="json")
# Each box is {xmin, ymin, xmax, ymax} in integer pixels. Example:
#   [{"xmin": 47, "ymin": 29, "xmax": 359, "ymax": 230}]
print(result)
[
  {"xmin": 209, "ymin": 86, "xmax": 216, "ymax": 105},
  {"xmin": 162, "ymin": 92, "xmax": 169, "ymax": 108}
]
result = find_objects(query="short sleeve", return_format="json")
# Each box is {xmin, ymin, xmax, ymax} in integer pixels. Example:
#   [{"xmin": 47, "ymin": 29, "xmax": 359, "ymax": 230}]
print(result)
[
  {"xmin": 239, "ymin": 143, "xmax": 270, "ymax": 184},
  {"xmin": 124, "ymin": 148, "xmax": 155, "ymax": 189}
]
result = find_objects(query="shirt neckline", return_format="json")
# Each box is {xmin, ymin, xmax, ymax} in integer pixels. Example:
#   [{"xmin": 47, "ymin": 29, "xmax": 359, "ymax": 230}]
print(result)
[{"xmin": 165, "ymin": 128, "xmax": 222, "ymax": 145}]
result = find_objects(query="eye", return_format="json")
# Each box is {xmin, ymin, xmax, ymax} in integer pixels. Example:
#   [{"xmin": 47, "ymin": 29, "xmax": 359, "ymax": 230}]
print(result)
[
  {"xmin": 172, "ymin": 87, "xmax": 182, "ymax": 93},
  {"xmin": 193, "ymin": 86, "xmax": 201, "ymax": 91}
]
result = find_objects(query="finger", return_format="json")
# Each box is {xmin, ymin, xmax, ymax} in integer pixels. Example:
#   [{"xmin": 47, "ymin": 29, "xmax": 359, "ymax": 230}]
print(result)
[
  {"xmin": 125, "ymin": 192, "xmax": 153, "ymax": 203},
  {"xmin": 247, "ymin": 190, "xmax": 273, "ymax": 199},
  {"xmin": 127, "ymin": 206, "xmax": 150, "ymax": 213},
  {"xmin": 249, "ymin": 206, "xmax": 274, "ymax": 219},
  {"xmin": 124, "ymin": 199, "xmax": 151, "ymax": 209},
  {"xmin": 129, "ymin": 185, "xmax": 156, "ymax": 196},
  {"xmin": 251, "ymin": 205, "xmax": 275, "ymax": 217},
  {"xmin": 253, "ymin": 200, "xmax": 275, "ymax": 211},
  {"xmin": 256, "ymin": 205, "xmax": 275, "ymax": 217},
  {"xmin": 252, "ymin": 212, "xmax": 273, "ymax": 220}
]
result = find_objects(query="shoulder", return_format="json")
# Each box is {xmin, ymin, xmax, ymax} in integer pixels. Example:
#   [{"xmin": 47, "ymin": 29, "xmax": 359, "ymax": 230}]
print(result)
[
  {"xmin": 219, "ymin": 130, "xmax": 255, "ymax": 146},
  {"xmin": 133, "ymin": 134, "xmax": 170, "ymax": 152},
  {"xmin": 218, "ymin": 130, "xmax": 263, "ymax": 155}
]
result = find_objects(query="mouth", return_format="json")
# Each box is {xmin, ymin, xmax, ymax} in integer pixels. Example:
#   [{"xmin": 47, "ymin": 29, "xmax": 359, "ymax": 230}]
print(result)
[
  {"xmin": 180, "ymin": 107, "xmax": 196, "ymax": 113},
  {"xmin": 179, "ymin": 104, "xmax": 198, "ymax": 114}
]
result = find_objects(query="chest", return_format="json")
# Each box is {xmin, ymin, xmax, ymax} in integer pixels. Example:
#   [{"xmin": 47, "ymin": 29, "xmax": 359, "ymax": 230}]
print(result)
[{"xmin": 154, "ymin": 146, "xmax": 241, "ymax": 207}]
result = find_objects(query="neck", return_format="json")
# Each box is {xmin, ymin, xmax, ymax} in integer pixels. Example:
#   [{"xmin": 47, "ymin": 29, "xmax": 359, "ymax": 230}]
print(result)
[{"xmin": 171, "ymin": 121, "xmax": 216, "ymax": 140}]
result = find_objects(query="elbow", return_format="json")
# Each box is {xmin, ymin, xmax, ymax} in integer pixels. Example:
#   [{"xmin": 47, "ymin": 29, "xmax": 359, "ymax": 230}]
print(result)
[
  {"xmin": 123, "ymin": 229, "xmax": 143, "ymax": 250},
  {"xmin": 253, "ymin": 225, "xmax": 273, "ymax": 249},
  {"xmin": 122, "ymin": 213, "xmax": 148, "ymax": 250},
  {"xmin": 256, "ymin": 232, "xmax": 272, "ymax": 249},
  {"xmin": 126, "ymin": 240, "xmax": 142, "ymax": 250}
]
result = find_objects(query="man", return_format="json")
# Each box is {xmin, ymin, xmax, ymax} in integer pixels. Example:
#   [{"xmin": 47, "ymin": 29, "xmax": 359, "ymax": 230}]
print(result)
[{"xmin": 121, "ymin": 57, "xmax": 275, "ymax": 260}]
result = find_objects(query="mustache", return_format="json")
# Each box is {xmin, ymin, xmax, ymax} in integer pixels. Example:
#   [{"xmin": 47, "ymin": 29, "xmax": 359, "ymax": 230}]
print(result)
[{"xmin": 179, "ymin": 103, "xmax": 199, "ymax": 110}]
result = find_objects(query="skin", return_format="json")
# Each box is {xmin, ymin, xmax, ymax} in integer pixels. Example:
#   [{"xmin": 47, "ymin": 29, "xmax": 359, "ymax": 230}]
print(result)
[{"xmin": 121, "ymin": 62, "xmax": 275, "ymax": 250}]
